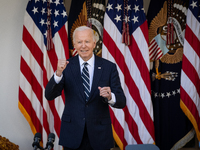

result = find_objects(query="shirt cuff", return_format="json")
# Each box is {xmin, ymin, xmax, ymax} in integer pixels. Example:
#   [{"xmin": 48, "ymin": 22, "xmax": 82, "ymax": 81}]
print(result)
[
  {"xmin": 54, "ymin": 71, "xmax": 63, "ymax": 84},
  {"xmin": 108, "ymin": 92, "xmax": 116, "ymax": 105}
]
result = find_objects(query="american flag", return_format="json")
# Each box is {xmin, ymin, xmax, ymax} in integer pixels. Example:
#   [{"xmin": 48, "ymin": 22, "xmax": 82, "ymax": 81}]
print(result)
[
  {"xmin": 180, "ymin": 0, "xmax": 200, "ymax": 141},
  {"xmin": 18, "ymin": 0, "xmax": 69, "ymax": 149},
  {"xmin": 102, "ymin": 0, "xmax": 155, "ymax": 149}
]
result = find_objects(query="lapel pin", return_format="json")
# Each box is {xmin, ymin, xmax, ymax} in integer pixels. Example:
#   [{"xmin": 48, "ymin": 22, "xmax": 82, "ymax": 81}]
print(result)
[{"xmin": 98, "ymin": 67, "xmax": 101, "ymax": 69}]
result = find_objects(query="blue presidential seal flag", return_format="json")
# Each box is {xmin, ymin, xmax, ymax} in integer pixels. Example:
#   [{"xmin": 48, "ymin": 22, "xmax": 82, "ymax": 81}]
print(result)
[{"xmin": 147, "ymin": 0, "xmax": 195, "ymax": 149}]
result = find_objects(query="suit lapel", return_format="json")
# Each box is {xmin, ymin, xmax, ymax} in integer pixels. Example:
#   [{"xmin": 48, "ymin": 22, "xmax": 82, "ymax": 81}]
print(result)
[
  {"xmin": 70, "ymin": 55, "xmax": 103, "ymax": 102},
  {"xmin": 89, "ymin": 56, "xmax": 103, "ymax": 101},
  {"xmin": 70, "ymin": 56, "xmax": 85, "ymax": 100}
]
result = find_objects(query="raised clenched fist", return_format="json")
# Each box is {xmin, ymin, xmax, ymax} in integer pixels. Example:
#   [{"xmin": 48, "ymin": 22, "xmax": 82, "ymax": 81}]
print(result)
[{"xmin": 56, "ymin": 59, "xmax": 69, "ymax": 77}]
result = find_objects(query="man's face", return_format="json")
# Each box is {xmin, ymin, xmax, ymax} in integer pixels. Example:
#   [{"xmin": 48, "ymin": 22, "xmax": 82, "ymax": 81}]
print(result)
[{"xmin": 74, "ymin": 29, "xmax": 96, "ymax": 61}]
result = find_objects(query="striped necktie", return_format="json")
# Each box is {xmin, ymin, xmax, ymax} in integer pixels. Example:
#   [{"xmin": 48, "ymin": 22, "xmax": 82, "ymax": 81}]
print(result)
[{"xmin": 82, "ymin": 62, "xmax": 90, "ymax": 102}]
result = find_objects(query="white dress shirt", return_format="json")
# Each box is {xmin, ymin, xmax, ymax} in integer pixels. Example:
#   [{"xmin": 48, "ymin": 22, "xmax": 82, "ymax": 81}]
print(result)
[{"xmin": 54, "ymin": 54, "xmax": 116, "ymax": 105}]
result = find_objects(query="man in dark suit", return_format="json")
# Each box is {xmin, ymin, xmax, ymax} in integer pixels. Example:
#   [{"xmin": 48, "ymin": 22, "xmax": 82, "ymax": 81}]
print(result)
[{"xmin": 45, "ymin": 26, "xmax": 126, "ymax": 150}]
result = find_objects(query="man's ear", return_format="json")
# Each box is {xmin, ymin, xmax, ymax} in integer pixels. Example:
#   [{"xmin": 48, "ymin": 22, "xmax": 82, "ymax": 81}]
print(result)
[{"xmin": 93, "ymin": 41, "xmax": 96, "ymax": 48}]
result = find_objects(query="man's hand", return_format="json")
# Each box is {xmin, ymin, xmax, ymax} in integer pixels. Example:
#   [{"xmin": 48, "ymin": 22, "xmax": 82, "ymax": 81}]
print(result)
[
  {"xmin": 56, "ymin": 59, "xmax": 69, "ymax": 77},
  {"xmin": 98, "ymin": 86, "xmax": 112, "ymax": 100}
]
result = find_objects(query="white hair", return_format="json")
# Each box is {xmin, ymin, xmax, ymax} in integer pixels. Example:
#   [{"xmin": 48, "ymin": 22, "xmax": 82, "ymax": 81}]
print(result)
[{"xmin": 73, "ymin": 26, "xmax": 95, "ymax": 43}]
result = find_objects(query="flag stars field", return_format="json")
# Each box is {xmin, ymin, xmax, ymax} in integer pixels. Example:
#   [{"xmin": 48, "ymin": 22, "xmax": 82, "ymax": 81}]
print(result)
[
  {"xmin": 190, "ymin": 1, "xmax": 197, "ymax": 9},
  {"xmin": 126, "ymin": 5, "xmax": 131, "ymax": 11},
  {"xmin": 40, "ymin": 19, "xmax": 45, "ymax": 26},
  {"xmin": 132, "ymin": 16, "xmax": 139, "ymax": 23},
  {"xmin": 107, "ymin": 3, "xmax": 113, "ymax": 11},
  {"xmin": 54, "ymin": 10, "xmax": 59, "ymax": 17},
  {"xmin": 32, "ymin": 7, "xmax": 38, "ymax": 14},
  {"xmin": 53, "ymin": 20, "xmax": 58, "ymax": 27},
  {"xmin": 115, "ymin": 4, "xmax": 122, "ymax": 11},
  {"xmin": 41, "ymin": 8, "xmax": 46, "ymax": 15},
  {"xmin": 133, "ymin": 4, "xmax": 139, "ymax": 12},
  {"xmin": 114, "ymin": 15, "xmax": 121, "ymax": 23},
  {"xmin": 54, "ymin": 0, "xmax": 60, "ymax": 6},
  {"xmin": 42, "ymin": 0, "xmax": 46, "ymax": 3},
  {"xmin": 61, "ymin": 10, "xmax": 67, "ymax": 18}
]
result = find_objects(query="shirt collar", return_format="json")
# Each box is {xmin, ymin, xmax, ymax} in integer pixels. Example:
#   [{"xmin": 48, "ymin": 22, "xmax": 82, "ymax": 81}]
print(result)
[{"xmin": 78, "ymin": 54, "xmax": 94, "ymax": 67}]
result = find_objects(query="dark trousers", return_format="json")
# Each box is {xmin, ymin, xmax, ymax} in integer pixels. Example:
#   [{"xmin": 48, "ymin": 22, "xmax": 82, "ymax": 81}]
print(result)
[
  {"xmin": 64, "ymin": 127, "xmax": 111, "ymax": 150},
  {"xmin": 64, "ymin": 126, "xmax": 93, "ymax": 150}
]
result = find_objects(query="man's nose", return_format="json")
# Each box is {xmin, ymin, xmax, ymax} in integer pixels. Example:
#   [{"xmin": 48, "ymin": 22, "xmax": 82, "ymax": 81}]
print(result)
[{"xmin": 81, "ymin": 42, "xmax": 86, "ymax": 47}]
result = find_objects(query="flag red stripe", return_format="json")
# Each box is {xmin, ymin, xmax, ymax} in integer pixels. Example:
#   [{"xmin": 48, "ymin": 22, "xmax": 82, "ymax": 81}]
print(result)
[
  {"xmin": 149, "ymin": 45, "xmax": 163, "ymax": 60},
  {"xmin": 45, "ymin": 45, "xmax": 65, "ymax": 107},
  {"xmin": 20, "ymin": 61, "xmax": 51, "ymax": 139},
  {"xmin": 103, "ymin": 29, "xmax": 154, "ymax": 140},
  {"xmin": 140, "ymin": 21, "xmax": 149, "ymax": 45},
  {"xmin": 150, "ymin": 50, "xmax": 158, "ymax": 60},
  {"xmin": 149, "ymin": 39, "xmax": 156, "ymax": 50},
  {"xmin": 127, "ymin": 35, "xmax": 155, "ymax": 139},
  {"xmin": 124, "ymin": 106, "xmax": 142, "ymax": 144},
  {"xmin": 42, "ymin": 68, "xmax": 53, "ymax": 137},
  {"xmin": 47, "ymin": 49, "xmax": 58, "ymax": 71},
  {"xmin": 182, "ymin": 55, "xmax": 200, "ymax": 95},
  {"xmin": 44, "ymin": 47, "xmax": 63, "ymax": 137},
  {"xmin": 22, "ymin": 26, "xmax": 43, "ymax": 69},
  {"xmin": 103, "ymin": 30, "xmax": 143, "ymax": 143},
  {"xmin": 19, "ymin": 87, "xmax": 42, "ymax": 133},
  {"xmin": 180, "ymin": 87, "xmax": 200, "ymax": 129},
  {"xmin": 19, "ymin": 54, "xmax": 50, "ymax": 143},
  {"xmin": 42, "ymin": 61, "xmax": 62, "ymax": 138},
  {"xmin": 149, "ymin": 39, "xmax": 163, "ymax": 60},
  {"xmin": 20, "ymin": 57, "xmax": 43, "ymax": 104},
  {"xmin": 42, "ymin": 73, "xmax": 59, "ymax": 138},
  {"xmin": 129, "ymin": 34, "xmax": 151, "ymax": 93},
  {"xmin": 180, "ymin": 4, "xmax": 200, "ymax": 142},
  {"xmin": 23, "ymin": 25, "xmax": 61, "ymax": 140},
  {"xmin": 58, "ymin": 25, "xmax": 70, "ymax": 59},
  {"xmin": 109, "ymin": 108, "xmax": 126, "ymax": 146},
  {"xmin": 48, "ymin": 100, "xmax": 61, "ymax": 136},
  {"xmin": 154, "ymin": 49, "xmax": 162, "ymax": 60},
  {"xmin": 149, "ymin": 43, "xmax": 158, "ymax": 55},
  {"xmin": 42, "ymin": 48, "xmax": 64, "ymax": 138},
  {"xmin": 42, "ymin": 109, "xmax": 51, "ymax": 136},
  {"xmin": 185, "ymin": 25, "xmax": 200, "ymax": 57}
]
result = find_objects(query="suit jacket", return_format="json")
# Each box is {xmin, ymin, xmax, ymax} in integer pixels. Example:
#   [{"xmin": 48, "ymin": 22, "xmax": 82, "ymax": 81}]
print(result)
[{"xmin": 45, "ymin": 55, "xmax": 126, "ymax": 150}]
